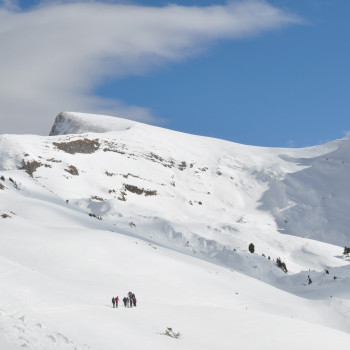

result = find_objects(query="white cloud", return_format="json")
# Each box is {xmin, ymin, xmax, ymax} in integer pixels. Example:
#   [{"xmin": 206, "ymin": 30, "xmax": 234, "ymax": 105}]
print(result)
[
  {"xmin": 0, "ymin": 0, "xmax": 18, "ymax": 11},
  {"xmin": 0, "ymin": 0, "xmax": 301, "ymax": 135}
]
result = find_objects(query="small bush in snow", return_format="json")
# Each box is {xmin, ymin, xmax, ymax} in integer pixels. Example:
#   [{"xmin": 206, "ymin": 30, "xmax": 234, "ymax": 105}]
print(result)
[
  {"xmin": 9, "ymin": 178, "xmax": 18, "ymax": 189},
  {"xmin": 163, "ymin": 327, "xmax": 181, "ymax": 339},
  {"xmin": 88, "ymin": 213, "xmax": 102, "ymax": 220},
  {"xmin": 276, "ymin": 257, "xmax": 288, "ymax": 273},
  {"xmin": 248, "ymin": 243, "xmax": 255, "ymax": 254}
]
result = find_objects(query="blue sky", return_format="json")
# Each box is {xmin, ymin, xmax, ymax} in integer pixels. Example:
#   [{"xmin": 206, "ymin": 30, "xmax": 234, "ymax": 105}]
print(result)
[{"xmin": 1, "ymin": 0, "xmax": 349, "ymax": 147}]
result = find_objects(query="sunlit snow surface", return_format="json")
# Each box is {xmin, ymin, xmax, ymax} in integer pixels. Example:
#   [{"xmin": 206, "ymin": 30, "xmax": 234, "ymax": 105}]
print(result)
[{"xmin": 1, "ymin": 112, "xmax": 350, "ymax": 349}]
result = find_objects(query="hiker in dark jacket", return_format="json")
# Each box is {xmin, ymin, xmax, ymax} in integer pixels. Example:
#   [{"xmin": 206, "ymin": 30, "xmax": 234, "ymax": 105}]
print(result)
[
  {"xmin": 129, "ymin": 297, "xmax": 133, "ymax": 308},
  {"xmin": 112, "ymin": 297, "xmax": 115, "ymax": 308},
  {"xmin": 123, "ymin": 297, "xmax": 127, "ymax": 308}
]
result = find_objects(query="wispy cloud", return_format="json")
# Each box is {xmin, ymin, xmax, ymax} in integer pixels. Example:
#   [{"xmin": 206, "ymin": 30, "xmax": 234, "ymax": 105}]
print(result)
[
  {"xmin": 288, "ymin": 140, "xmax": 296, "ymax": 148},
  {"xmin": 0, "ymin": 0, "xmax": 301, "ymax": 135}
]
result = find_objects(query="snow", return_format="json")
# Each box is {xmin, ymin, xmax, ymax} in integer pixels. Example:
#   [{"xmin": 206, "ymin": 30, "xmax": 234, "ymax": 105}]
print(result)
[
  {"xmin": 49, "ymin": 112, "xmax": 136, "ymax": 136},
  {"xmin": 1, "ymin": 111, "xmax": 350, "ymax": 348}
]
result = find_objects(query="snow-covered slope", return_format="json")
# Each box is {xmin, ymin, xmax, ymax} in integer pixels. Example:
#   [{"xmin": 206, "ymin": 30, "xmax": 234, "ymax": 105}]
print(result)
[{"xmin": 1, "ymin": 112, "xmax": 350, "ymax": 349}]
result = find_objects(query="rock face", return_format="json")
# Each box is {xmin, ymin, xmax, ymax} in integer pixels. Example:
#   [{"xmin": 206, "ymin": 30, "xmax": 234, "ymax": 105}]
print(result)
[
  {"xmin": 53, "ymin": 139, "xmax": 100, "ymax": 154},
  {"xmin": 19, "ymin": 159, "xmax": 49, "ymax": 177}
]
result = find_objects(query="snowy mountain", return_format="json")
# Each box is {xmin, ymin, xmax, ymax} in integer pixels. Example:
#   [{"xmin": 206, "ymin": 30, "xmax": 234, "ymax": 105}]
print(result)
[{"xmin": 1, "ymin": 111, "xmax": 350, "ymax": 349}]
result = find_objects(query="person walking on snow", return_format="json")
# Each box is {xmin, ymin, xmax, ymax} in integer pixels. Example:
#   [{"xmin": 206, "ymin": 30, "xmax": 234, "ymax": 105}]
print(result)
[
  {"xmin": 115, "ymin": 296, "xmax": 119, "ymax": 308},
  {"xmin": 112, "ymin": 297, "xmax": 115, "ymax": 308},
  {"xmin": 123, "ymin": 297, "xmax": 127, "ymax": 308}
]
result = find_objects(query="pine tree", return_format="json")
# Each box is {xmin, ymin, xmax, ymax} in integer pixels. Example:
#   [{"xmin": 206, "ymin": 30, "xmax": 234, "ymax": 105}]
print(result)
[{"xmin": 276, "ymin": 257, "xmax": 288, "ymax": 273}]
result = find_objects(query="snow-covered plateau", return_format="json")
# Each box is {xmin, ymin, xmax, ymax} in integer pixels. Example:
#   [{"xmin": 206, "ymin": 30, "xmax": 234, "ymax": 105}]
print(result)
[{"xmin": 1, "ymin": 111, "xmax": 350, "ymax": 349}]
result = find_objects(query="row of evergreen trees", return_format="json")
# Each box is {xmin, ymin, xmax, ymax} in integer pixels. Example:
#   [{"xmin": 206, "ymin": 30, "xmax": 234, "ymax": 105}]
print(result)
[
  {"xmin": 248, "ymin": 243, "xmax": 287, "ymax": 273},
  {"xmin": 246, "ymin": 244, "xmax": 350, "ymax": 275}
]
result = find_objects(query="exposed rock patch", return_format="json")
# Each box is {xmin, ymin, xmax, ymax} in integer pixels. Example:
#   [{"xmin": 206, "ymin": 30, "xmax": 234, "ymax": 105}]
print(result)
[
  {"xmin": 64, "ymin": 165, "xmax": 79, "ymax": 176},
  {"xmin": 19, "ymin": 160, "xmax": 46, "ymax": 177},
  {"xmin": 147, "ymin": 152, "xmax": 175, "ymax": 168},
  {"xmin": 178, "ymin": 161, "xmax": 187, "ymax": 171},
  {"xmin": 118, "ymin": 191, "xmax": 127, "ymax": 201},
  {"xmin": 122, "ymin": 173, "xmax": 139, "ymax": 179},
  {"xmin": 124, "ymin": 184, "xmax": 157, "ymax": 196},
  {"xmin": 53, "ymin": 139, "xmax": 100, "ymax": 154},
  {"xmin": 47, "ymin": 158, "xmax": 62, "ymax": 163},
  {"xmin": 103, "ymin": 148, "xmax": 126, "ymax": 155},
  {"xmin": 103, "ymin": 141, "xmax": 127, "ymax": 154}
]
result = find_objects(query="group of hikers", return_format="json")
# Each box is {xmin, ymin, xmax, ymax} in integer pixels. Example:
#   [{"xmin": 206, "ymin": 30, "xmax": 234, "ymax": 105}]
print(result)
[{"xmin": 111, "ymin": 291, "xmax": 137, "ymax": 308}]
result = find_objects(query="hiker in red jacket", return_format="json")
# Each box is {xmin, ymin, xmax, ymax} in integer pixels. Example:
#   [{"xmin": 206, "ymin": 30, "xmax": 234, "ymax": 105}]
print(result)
[{"xmin": 115, "ymin": 296, "xmax": 119, "ymax": 308}]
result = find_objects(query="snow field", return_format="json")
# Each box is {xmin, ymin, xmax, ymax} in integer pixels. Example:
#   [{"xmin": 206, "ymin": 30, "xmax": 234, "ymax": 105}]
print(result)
[
  {"xmin": 1, "ymin": 112, "xmax": 350, "ymax": 348},
  {"xmin": 1, "ymin": 216, "xmax": 350, "ymax": 349}
]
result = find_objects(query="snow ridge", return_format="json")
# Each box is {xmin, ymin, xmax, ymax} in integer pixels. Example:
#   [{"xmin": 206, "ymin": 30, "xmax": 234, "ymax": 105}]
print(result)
[{"xmin": 49, "ymin": 112, "xmax": 136, "ymax": 136}]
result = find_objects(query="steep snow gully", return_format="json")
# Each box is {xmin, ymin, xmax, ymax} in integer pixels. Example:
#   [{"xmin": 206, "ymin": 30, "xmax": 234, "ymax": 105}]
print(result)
[{"xmin": 1, "ymin": 111, "xmax": 350, "ymax": 349}]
